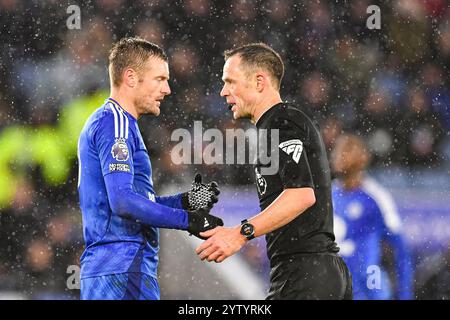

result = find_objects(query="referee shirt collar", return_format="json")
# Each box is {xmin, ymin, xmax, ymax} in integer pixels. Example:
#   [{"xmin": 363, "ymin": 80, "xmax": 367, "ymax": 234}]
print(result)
[{"xmin": 255, "ymin": 102, "xmax": 284, "ymax": 127}]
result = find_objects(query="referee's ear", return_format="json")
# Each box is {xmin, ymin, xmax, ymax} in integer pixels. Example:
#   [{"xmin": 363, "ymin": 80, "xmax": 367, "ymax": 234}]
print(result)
[{"xmin": 256, "ymin": 73, "xmax": 267, "ymax": 92}]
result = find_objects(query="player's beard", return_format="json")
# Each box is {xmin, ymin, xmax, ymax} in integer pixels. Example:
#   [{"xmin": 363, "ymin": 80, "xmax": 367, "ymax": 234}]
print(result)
[{"xmin": 135, "ymin": 95, "xmax": 160, "ymax": 117}]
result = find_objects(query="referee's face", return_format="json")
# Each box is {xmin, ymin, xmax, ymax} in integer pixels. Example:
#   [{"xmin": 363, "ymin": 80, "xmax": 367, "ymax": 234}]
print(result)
[
  {"xmin": 134, "ymin": 57, "xmax": 171, "ymax": 117},
  {"xmin": 220, "ymin": 56, "xmax": 257, "ymax": 120}
]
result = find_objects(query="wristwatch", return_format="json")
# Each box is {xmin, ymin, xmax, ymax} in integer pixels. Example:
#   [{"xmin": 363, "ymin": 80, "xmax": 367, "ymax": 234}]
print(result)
[{"xmin": 240, "ymin": 219, "xmax": 255, "ymax": 240}]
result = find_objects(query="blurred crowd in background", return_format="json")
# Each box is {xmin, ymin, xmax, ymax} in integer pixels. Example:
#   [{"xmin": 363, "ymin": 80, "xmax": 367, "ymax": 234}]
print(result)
[{"xmin": 0, "ymin": 0, "xmax": 449, "ymax": 299}]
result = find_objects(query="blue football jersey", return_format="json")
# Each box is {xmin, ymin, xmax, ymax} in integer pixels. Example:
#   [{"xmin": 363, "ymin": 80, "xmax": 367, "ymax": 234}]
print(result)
[
  {"xmin": 77, "ymin": 98, "xmax": 159, "ymax": 279},
  {"xmin": 332, "ymin": 177, "xmax": 413, "ymax": 300}
]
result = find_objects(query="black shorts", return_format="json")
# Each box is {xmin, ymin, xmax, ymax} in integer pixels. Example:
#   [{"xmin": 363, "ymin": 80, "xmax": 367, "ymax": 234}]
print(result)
[{"xmin": 266, "ymin": 252, "xmax": 353, "ymax": 300}]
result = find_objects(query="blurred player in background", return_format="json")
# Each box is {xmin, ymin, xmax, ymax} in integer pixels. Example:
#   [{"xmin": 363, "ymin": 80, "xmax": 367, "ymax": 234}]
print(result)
[
  {"xmin": 77, "ymin": 37, "xmax": 222, "ymax": 300},
  {"xmin": 196, "ymin": 43, "xmax": 352, "ymax": 300},
  {"xmin": 331, "ymin": 134, "xmax": 414, "ymax": 300}
]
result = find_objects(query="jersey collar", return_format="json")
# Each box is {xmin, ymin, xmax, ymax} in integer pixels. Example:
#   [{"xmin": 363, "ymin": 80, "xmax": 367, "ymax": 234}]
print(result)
[{"xmin": 107, "ymin": 97, "xmax": 135, "ymax": 121}]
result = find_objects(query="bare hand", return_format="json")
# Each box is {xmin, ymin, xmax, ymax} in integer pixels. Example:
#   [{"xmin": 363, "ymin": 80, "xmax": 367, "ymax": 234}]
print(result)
[{"xmin": 195, "ymin": 226, "xmax": 247, "ymax": 263}]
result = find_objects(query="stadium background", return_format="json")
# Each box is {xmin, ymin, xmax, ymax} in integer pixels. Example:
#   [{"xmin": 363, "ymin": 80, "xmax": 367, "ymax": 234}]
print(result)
[{"xmin": 0, "ymin": 0, "xmax": 449, "ymax": 299}]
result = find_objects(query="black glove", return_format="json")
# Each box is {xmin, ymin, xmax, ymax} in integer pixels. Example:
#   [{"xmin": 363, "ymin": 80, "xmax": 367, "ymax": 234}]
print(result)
[
  {"xmin": 187, "ymin": 207, "xmax": 224, "ymax": 240},
  {"xmin": 181, "ymin": 173, "xmax": 220, "ymax": 211}
]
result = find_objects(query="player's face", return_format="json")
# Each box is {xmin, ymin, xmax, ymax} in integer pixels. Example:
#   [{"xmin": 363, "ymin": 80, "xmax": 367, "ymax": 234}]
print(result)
[
  {"xmin": 331, "ymin": 137, "xmax": 364, "ymax": 176},
  {"xmin": 220, "ymin": 56, "xmax": 258, "ymax": 120},
  {"xmin": 134, "ymin": 57, "xmax": 171, "ymax": 117}
]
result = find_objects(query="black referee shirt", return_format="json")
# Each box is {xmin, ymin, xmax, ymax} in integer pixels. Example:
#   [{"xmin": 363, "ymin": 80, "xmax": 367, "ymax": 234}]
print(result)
[{"xmin": 254, "ymin": 102, "xmax": 339, "ymax": 262}]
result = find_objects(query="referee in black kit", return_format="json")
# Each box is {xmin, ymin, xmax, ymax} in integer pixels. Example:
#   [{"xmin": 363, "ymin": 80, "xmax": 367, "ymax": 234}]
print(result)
[{"xmin": 196, "ymin": 42, "xmax": 352, "ymax": 300}]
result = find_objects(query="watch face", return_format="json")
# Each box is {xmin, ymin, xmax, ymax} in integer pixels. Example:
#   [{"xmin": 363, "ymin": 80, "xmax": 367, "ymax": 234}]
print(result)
[{"xmin": 241, "ymin": 223, "xmax": 254, "ymax": 237}]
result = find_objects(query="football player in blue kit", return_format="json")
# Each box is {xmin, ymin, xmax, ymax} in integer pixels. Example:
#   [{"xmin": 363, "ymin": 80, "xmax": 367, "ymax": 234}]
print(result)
[
  {"xmin": 331, "ymin": 134, "xmax": 414, "ymax": 300},
  {"xmin": 77, "ymin": 37, "xmax": 223, "ymax": 300}
]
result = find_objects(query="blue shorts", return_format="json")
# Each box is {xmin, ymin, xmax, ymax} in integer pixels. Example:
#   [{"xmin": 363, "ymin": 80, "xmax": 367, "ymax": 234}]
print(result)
[{"xmin": 80, "ymin": 273, "xmax": 160, "ymax": 300}]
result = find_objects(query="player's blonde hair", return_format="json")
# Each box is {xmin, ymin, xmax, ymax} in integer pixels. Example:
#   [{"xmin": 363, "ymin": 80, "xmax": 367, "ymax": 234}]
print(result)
[{"xmin": 109, "ymin": 37, "xmax": 167, "ymax": 87}]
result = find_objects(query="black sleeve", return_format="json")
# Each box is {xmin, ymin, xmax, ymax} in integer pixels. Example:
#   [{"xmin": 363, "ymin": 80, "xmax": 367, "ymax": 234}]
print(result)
[{"xmin": 272, "ymin": 117, "xmax": 315, "ymax": 190}]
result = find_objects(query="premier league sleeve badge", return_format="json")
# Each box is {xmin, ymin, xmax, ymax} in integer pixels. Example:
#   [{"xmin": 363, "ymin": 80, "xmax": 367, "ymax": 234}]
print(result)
[{"xmin": 111, "ymin": 138, "xmax": 130, "ymax": 161}]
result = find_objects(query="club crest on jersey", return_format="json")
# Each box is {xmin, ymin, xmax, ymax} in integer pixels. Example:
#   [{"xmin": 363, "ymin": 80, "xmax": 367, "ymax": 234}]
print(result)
[
  {"xmin": 255, "ymin": 167, "xmax": 267, "ymax": 196},
  {"xmin": 111, "ymin": 138, "xmax": 129, "ymax": 161},
  {"xmin": 279, "ymin": 139, "xmax": 303, "ymax": 164}
]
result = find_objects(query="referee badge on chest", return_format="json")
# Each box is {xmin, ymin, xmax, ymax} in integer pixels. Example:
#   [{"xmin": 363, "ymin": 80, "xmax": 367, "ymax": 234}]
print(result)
[
  {"xmin": 255, "ymin": 167, "xmax": 267, "ymax": 196},
  {"xmin": 111, "ymin": 138, "xmax": 129, "ymax": 161}
]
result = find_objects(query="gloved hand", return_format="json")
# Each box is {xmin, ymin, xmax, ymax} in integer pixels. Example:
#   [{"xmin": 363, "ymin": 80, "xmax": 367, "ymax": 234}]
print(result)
[
  {"xmin": 181, "ymin": 173, "xmax": 220, "ymax": 211},
  {"xmin": 187, "ymin": 207, "xmax": 223, "ymax": 240}
]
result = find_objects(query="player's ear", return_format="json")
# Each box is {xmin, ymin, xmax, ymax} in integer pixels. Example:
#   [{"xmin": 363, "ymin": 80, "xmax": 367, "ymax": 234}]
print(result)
[
  {"xmin": 361, "ymin": 146, "xmax": 372, "ymax": 168},
  {"xmin": 355, "ymin": 144, "xmax": 371, "ymax": 171},
  {"xmin": 123, "ymin": 68, "xmax": 137, "ymax": 88}
]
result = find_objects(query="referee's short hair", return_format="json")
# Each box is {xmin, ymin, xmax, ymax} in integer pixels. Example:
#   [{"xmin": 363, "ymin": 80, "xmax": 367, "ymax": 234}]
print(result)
[
  {"xmin": 109, "ymin": 37, "xmax": 167, "ymax": 87},
  {"xmin": 224, "ymin": 43, "xmax": 285, "ymax": 90}
]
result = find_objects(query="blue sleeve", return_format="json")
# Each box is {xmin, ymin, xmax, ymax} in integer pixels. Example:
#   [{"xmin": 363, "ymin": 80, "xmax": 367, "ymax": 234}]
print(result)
[
  {"xmin": 94, "ymin": 110, "xmax": 188, "ymax": 229},
  {"xmin": 156, "ymin": 193, "xmax": 184, "ymax": 209},
  {"xmin": 104, "ymin": 173, "xmax": 188, "ymax": 230},
  {"xmin": 379, "ymin": 208, "xmax": 414, "ymax": 300},
  {"xmin": 94, "ymin": 110, "xmax": 135, "ymax": 177},
  {"xmin": 383, "ymin": 231, "xmax": 414, "ymax": 300}
]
